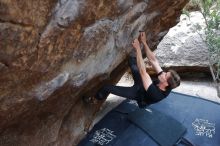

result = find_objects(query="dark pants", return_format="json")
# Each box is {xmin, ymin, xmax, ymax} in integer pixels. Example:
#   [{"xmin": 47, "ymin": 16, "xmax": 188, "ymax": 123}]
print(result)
[{"xmin": 95, "ymin": 57, "xmax": 144, "ymax": 100}]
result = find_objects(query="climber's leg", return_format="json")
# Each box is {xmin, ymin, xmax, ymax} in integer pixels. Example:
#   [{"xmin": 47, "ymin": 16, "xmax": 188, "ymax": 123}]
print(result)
[
  {"xmin": 128, "ymin": 56, "xmax": 143, "ymax": 86},
  {"xmin": 95, "ymin": 84, "xmax": 139, "ymax": 100}
]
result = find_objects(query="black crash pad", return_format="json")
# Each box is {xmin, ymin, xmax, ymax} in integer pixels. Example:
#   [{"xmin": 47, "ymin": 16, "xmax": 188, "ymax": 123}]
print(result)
[{"xmin": 78, "ymin": 92, "xmax": 220, "ymax": 146}]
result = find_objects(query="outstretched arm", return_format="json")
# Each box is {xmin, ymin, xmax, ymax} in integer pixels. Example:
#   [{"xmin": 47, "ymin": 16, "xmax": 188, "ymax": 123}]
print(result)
[
  {"xmin": 132, "ymin": 39, "xmax": 152, "ymax": 90},
  {"xmin": 139, "ymin": 32, "xmax": 163, "ymax": 74}
]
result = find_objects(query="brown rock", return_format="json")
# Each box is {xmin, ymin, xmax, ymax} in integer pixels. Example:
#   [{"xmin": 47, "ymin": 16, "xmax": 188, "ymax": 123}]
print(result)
[{"xmin": 0, "ymin": 0, "xmax": 189, "ymax": 145}]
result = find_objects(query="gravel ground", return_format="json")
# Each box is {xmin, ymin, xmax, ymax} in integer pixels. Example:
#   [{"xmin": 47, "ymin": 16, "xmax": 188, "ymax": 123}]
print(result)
[{"xmin": 93, "ymin": 72, "xmax": 220, "ymax": 125}]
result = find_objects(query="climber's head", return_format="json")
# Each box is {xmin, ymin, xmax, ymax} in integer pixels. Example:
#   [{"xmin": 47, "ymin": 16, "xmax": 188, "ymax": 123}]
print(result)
[
  {"xmin": 158, "ymin": 70, "xmax": 181, "ymax": 90},
  {"xmin": 166, "ymin": 69, "xmax": 181, "ymax": 89}
]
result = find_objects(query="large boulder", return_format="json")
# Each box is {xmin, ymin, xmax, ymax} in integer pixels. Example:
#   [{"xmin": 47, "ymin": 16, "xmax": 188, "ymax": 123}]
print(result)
[
  {"xmin": 147, "ymin": 11, "xmax": 210, "ymax": 74},
  {"xmin": 0, "ymin": 0, "xmax": 188, "ymax": 145}
]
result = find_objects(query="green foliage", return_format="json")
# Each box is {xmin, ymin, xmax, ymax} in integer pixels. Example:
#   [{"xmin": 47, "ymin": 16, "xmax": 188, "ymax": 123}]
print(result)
[{"xmin": 182, "ymin": 9, "xmax": 191, "ymax": 18}]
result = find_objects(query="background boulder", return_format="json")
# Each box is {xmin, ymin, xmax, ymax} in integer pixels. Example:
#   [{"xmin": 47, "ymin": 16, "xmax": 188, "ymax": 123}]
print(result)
[{"xmin": 147, "ymin": 11, "xmax": 210, "ymax": 75}]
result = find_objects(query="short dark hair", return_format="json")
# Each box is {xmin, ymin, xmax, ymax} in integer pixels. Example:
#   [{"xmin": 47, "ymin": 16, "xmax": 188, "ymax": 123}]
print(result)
[{"xmin": 167, "ymin": 69, "xmax": 181, "ymax": 89}]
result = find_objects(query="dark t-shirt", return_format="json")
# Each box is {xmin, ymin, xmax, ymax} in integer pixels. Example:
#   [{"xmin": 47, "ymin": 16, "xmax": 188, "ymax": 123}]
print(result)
[
  {"xmin": 137, "ymin": 79, "xmax": 171, "ymax": 108},
  {"xmin": 144, "ymin": 80, "xmax": 171, "ymax": 103}
]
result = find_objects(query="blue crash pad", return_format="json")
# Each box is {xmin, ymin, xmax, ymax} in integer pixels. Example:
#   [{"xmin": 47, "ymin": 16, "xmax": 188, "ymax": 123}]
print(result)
[
  {"xmin": 128, "ymin": 108, "xmax": 187, "ymax": 146},
  {"xmin": 78, "ymin": 92, "xmax": 220, "ymax": 146}
]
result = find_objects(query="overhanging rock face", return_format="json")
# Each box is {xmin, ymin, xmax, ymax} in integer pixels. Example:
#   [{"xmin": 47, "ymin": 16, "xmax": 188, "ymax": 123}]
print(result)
[{"xmin": 0, "ymin": 0, "xmax": 188, "ymax": 145}]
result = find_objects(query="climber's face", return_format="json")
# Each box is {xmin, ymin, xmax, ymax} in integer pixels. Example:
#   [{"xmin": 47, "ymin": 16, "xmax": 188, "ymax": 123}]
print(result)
[{"xmin": 158, "ymin": 71, "xmax": 171, "ymax": 85}]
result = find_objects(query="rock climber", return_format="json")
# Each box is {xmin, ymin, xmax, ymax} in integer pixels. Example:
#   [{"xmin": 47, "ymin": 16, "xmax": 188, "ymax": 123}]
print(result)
[{"xmin": 84, "ymin": 31, "xmax": 181, "ymax": 108}]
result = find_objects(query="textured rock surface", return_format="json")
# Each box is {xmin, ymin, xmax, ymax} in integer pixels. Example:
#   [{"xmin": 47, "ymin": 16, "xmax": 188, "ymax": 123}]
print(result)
[
  {"xmin": 147, "ymin": 11, "xmax": 210, "ymax": 74},
  {"xmin": 0, "ymin": 0, "xmax": 188, "ymax": 145}
]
